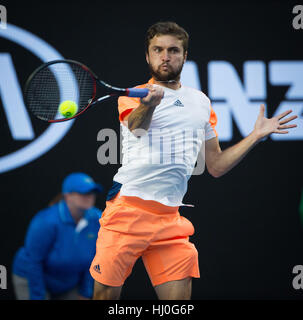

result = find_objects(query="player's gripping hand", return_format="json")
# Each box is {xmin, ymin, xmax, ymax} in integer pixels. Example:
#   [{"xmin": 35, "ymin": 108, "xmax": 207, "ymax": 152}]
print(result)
[{"xmin": 140, "ymin": 84, "xmax": 164, "ymax": 108}]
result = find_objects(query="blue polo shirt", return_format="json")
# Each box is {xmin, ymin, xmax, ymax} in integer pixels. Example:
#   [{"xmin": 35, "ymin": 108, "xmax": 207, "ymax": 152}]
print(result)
[{"xmin": 12, "ymin": 201, "xmax": 102, "ymax": 299}]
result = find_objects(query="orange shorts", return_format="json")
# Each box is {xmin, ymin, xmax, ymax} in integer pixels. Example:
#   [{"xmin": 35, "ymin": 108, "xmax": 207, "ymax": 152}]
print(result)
[{"xmin": 89, "ymin": 193, "xmax": 200, "ymax": 287}]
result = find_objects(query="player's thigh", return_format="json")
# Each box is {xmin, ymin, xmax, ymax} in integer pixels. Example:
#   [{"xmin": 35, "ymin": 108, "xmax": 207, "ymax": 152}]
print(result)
[
  {"xmin": 93, "ymin": 280, "xmax": 123, "ymax": 300},
  {"xmin": 142, "ymin": 239, "xmax": 199, "ymax": 288},
  {"xmin": 154, "ymin": 277, "xmax": 192, "ymax": 300}
]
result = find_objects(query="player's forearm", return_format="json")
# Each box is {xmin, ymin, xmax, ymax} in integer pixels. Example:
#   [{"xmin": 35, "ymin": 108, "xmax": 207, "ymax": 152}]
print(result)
[
  {"xmin": 127, "ymin": 103, "xmax": 156, "ymax": 135},
  {"xmin": 212, "ymin": 131, "xmax": 260, "ymax": 177}
]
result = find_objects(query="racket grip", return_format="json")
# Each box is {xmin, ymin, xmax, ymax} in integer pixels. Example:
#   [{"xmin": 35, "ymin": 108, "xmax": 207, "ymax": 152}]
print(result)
[{"xmin": 126, "ymin": 88, "xmax": 149, "ymax": 98}]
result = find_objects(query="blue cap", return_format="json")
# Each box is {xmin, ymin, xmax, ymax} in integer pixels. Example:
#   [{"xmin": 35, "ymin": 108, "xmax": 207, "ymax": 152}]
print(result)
[{"xmin": 62, "ymin": 173, "xmax": 104, "ymax": 194}]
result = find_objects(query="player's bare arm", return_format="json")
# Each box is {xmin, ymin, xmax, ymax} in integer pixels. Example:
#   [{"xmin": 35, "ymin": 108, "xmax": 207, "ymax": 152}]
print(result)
[
  {"xmin": 205, "ymin": 104, "xmax": 298, "ymax": 178},
  {"xmin": 126, "ymin": 84, "xmax": 164, "ymax": 135}
]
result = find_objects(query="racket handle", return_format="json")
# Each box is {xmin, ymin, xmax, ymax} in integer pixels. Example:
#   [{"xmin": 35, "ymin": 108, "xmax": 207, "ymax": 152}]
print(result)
[{"xmin": 126, "ymin": 88, "xmax": 149, "ymax": 98}]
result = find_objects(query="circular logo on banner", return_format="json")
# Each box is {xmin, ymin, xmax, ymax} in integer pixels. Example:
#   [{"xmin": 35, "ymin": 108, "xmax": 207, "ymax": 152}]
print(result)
[{"xmin": 0, "ymin": 23, "xmax": 74, "ymax": 174}]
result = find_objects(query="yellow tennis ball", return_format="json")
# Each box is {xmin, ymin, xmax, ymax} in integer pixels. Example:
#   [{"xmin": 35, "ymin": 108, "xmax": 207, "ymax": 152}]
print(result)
[{"xmin": 58, "ymin": 100, "xmax": 78, "ymax": 118}]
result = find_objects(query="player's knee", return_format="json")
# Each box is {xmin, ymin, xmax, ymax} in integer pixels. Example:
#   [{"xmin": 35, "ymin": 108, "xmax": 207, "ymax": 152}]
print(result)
[{"xmin": 93, "ymin": 281, "xmax": 122, "ymax": 300}]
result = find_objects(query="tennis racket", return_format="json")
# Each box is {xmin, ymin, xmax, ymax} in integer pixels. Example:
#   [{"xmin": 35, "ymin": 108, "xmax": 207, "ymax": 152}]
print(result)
[{"xmin": 24, "ymin": 59, "xmax": 149, "ymax": 122}]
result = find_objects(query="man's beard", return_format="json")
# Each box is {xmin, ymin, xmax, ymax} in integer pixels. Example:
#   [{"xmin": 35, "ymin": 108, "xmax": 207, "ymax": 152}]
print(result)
[{"xmin": 148, "ymin": 61, "xmax": 184, "ymax": 82}]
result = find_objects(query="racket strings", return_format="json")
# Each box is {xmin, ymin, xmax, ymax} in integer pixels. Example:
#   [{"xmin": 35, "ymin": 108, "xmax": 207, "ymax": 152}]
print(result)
[{"xmin": 25, "ymin": 62, "xmax": 95, "ymax": 121}]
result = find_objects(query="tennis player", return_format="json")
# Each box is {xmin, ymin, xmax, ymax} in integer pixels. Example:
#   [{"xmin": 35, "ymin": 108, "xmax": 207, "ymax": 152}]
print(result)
[{"xmin": 90, "ymin": 21, "xmax": 297, "ymax": 300}]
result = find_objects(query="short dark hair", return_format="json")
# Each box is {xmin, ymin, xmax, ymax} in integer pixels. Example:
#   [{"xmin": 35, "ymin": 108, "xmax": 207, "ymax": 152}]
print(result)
[{"xmin": 145, "ymin": 21, "xmax": 189, "ymax": 54}]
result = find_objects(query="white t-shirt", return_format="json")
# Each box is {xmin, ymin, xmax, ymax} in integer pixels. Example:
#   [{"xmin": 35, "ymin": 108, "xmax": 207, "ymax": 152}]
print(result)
[{"xmin": 113, "ymin": 79, "xmax": 218, "ymax": 207}]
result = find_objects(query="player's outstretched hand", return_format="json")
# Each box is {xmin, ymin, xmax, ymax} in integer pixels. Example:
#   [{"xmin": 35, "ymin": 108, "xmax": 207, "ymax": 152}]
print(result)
[
  {"xmin": 253, "ymin": 104, "xmax": 298, "ymax": 140},
  {"xmin": 141, "ymin": 84, "xmax": 164, "ymax": 108}
]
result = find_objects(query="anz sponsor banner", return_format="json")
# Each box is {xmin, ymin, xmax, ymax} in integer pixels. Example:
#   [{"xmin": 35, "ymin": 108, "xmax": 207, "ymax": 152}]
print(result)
[
  {"xmin": 181, "ymin": 60, "xmax": 303, "ymax": 141},
  {"xmin": 0, "ymin": 24, "xmax": 302, "ymax": 174}
]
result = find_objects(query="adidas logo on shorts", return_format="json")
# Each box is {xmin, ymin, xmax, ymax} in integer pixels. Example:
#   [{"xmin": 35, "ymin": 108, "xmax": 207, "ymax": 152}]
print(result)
[
  {"xmin": 93, "ymin": 264, "xmax": 102, "ymax": 274},
  {"xmin": 173, "ymin": 99, "xmax": 184, "ymax": 107}
]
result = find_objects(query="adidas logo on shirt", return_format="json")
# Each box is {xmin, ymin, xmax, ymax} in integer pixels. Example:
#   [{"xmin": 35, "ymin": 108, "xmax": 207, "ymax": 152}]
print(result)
[{"xmin": 173, "ymin": 99, "xmax": 184, "ymax": 107}]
